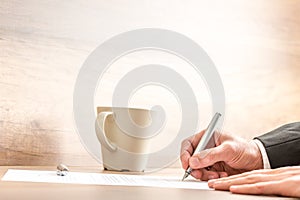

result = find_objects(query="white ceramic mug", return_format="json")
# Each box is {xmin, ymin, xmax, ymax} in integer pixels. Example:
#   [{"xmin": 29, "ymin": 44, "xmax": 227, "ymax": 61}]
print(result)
[{"xmin": 95, "ymin": 107, "xmax": 158, "ymax": 172}]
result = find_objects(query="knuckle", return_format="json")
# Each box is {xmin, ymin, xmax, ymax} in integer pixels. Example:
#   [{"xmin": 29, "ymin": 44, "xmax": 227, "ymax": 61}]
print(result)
[
  {"xmin": 254, "ymin": 183, "xmax": 265, "ymax": 193},
  {"xmin": 245, "ymin": 174, "xmax": 260, "ymax": 183},
  {"xmin": 180, "ymin": 139, "xmax": 187, "ymax": 147},
  {"xmin": 180, "ymin": 151, "xmax": 189, "ymax": 160},
  {"xmin": 181, "ymin": 138, "xmax": 191, "ymax": 148},
  {"xmin": 223, "ymin": 143, "xmax": 235, "ymax": 154}
]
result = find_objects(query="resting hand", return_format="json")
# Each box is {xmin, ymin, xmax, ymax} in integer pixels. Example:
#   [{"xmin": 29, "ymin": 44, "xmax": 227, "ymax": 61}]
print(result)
[
  {"xmin": 180, "ymin": 130, "xmax": 263, "ymax": 181},
  {"xmin": 208, "ymin": 166, "xmax": 300, "ymax": 198}
]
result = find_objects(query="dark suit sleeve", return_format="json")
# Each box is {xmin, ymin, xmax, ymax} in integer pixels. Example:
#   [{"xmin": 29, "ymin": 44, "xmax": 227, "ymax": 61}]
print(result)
[{"xmin": 254, "ymin": 122, "xmax": 300, "ymax": 169}]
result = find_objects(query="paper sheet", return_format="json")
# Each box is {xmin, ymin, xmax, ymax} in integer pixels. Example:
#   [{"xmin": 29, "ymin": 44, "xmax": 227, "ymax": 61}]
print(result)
[{"xmin": 1, "ymin": 169, "xmax": 210, "ymax": 190}]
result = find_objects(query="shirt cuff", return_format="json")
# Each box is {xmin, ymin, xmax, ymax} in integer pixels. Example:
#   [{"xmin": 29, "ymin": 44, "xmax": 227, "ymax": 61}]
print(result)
[{"xmin": 253, "ymin": 139, "xmax": 271, "ymax": 169}]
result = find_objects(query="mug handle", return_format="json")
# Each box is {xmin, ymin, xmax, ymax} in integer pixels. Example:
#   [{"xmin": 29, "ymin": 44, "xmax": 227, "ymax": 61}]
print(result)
[{"xmin": 95, "ymin": 111, "xmax": 117, "ymax": 152}]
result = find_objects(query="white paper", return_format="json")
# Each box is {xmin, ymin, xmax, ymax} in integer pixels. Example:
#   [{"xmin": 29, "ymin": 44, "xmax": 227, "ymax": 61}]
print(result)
[{"xmin": 1, "ymin": 169, "xmax": 210, "ymax": 190}]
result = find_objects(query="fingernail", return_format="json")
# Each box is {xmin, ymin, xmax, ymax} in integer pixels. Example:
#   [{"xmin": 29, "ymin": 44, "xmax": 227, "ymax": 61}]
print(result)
[
  {"xmin": 189, "ymin": 157, "xmax": 200, "ymax": 167},
  {"xmin": 208, "ymin": 175, "xmax": 216, "ymax": 180},
  {"xmin": 229, "ymin": 185, "xmax": 237, "ymax": 191},
  {"xmin": 208, "ymin": 180, "xmax": 215, "ymax": 188},
  {"xmin": 208, "ymin": 180, "xmax": 221, "ymax": 188}
]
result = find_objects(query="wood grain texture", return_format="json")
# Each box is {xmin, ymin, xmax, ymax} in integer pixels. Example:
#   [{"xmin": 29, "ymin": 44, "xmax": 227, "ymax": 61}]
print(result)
[{"xmin": 0, "ymin": 0, "xmax": 300, "ymax": 166}]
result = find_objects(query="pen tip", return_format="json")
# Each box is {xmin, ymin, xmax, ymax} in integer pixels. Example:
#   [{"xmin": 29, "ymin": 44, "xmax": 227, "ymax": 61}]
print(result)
[{"xmin": 181, "ymin": 172, "xmax": 189, "ymax": 181}]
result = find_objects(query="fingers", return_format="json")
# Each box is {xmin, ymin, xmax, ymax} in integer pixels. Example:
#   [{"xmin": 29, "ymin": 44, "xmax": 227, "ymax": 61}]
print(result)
[
  {"xmin": 209, "ymin": 173, "xmax": 284, "ymax": 190},
  {"xmin": 180, "ymin": 143, "xmax": 193, "ymax": 169},
  {"xmin": 190, "ymin": 169, "xmax": 228, "ymax": 181},
  {"xmin": 229, "ymin": 181, "xmax": 284, "ymax": 196},
  {"xmin": 208, "ymin": 166, "xmax": 300, "ymax": 187},
  {"xmin": 230, "ymin": 175, "xmax": 300, "ymax": 197},
  {"xmin": 219, "ymin": 172, "xmax": 229, "ymax": 178},
  {"xmin": 208, "ymin": 169, "xmax": 273, "ymax": 185},
  {"xmin": 180, "ymin": 130, "xmax": 206, "ymax": 169},
  {"xmin": 208, "ymin": 166, "xmax": 300, "ymax": 191},
  {"xmin": 189, "ymin": 143, "xmax": 232, "ymax": 169}
]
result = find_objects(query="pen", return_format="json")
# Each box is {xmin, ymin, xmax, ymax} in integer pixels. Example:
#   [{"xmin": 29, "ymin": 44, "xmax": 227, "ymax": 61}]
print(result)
[{"xmin": 182, "ymin": 112, "xmax": 222, "ymax": 181}]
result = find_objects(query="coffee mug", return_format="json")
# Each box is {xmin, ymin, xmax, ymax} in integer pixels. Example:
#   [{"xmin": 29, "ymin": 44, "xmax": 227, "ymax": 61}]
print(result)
[{"xmin": 95, "ymin": 107, "xmax": 158, "ymax": 172}]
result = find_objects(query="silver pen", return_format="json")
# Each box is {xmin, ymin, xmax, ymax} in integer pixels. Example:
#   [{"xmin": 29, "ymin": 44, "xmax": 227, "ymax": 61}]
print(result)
[{"xmin": 182, "ymin": 112, "xmax": 222, "ymax": 181}]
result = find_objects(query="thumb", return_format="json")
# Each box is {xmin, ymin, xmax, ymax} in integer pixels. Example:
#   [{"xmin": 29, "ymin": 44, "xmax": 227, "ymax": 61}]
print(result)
[{"xmin": 189, "ymin": 144, "xmax": 228, "ymax": 169}]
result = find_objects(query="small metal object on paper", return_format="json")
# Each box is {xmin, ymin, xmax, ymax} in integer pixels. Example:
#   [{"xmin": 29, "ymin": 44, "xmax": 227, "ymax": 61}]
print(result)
[{"xmin": 56, "ymin": 164, "xmax": 69, "ymax": 176}]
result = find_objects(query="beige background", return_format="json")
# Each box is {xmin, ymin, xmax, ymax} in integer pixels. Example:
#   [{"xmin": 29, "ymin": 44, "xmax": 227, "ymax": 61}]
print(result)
[{"xmin": 0, "ymin": 0, "xmax": 300, "ymax": 166}]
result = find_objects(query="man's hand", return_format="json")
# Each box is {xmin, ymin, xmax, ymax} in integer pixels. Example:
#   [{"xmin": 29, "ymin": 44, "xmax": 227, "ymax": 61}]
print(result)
[
  {"xmin": 208, "ymin": 166, "xmax": 300, "ymax": 198},
  {"xmin": 180, "ymin": 130, "xmax": 263, "ymax": 181}
]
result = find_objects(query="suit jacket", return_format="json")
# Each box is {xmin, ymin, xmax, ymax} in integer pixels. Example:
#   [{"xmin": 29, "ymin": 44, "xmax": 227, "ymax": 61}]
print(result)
[{"xmin": 255, "ymin": 122, "xmax": 300, "ymax": 168}]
